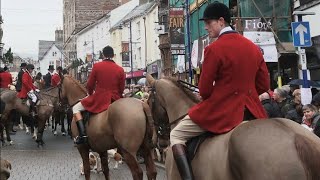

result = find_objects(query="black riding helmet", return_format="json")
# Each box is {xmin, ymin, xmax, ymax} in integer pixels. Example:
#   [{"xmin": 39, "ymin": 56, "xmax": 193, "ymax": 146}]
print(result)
[
  {"xmin": 199, "ymin": 1, "xmax": 231, "ymax": 24},
  {"xmin": 26, "ymin": 64, "xmax": 35, "ymax": 70}
]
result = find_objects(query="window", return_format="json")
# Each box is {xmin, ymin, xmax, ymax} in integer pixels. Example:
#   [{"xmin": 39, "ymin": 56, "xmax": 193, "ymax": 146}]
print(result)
[
  {"xmin": 137, "ymin": 21, "xmax": 141, "ymax": 38},
  {"xmin": 52, "ymin": 52, "xmax": 57, "ymax": 56},
  {"xmin": 49, "ymin": 61, "xmax": 54, "ymax": 65}
]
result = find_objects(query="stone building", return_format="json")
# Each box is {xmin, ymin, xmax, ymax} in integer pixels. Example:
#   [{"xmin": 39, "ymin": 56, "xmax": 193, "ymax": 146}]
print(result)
[{"xmin": 63, "ymin": 0, "xmax": 121, "ymax": 68}]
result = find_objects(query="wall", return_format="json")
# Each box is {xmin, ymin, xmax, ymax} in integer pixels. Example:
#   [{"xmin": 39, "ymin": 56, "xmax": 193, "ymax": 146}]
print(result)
[{"xmin": 39, "ymin": 45, "xmax": 63, "ymax": 75}]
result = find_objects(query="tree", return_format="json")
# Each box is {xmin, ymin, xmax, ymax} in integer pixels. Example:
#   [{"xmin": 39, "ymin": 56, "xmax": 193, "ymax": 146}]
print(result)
[{"xmin": 2, "ymin": 48, "xmax": 13, "ymax": 64}]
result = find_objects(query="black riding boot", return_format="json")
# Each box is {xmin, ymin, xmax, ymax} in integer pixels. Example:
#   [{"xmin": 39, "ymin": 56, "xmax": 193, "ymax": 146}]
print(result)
[
  {"xmin": 172, "ymin": 144, "xmax": 194, "ymax": 180},
  {"xmin": 75, "ymin": 120, "xmax": 88, "ymax": 144}
]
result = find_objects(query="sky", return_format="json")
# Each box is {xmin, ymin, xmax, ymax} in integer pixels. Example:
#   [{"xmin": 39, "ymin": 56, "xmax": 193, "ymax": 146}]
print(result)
[{"xmin": 2, "ymin": 0, "xmax": 63, "ymax": 59}]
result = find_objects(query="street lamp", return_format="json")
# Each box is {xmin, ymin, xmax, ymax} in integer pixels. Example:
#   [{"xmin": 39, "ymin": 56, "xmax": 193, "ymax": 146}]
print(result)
[{"xmin": 83, "ymin": 39, "xmax": 95, "ymax": 65}]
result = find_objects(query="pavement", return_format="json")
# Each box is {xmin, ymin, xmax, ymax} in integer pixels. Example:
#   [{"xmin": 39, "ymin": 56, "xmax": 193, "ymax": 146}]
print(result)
[{"xmin": 0, "ymin": 125, "xmax": 166, "ymax": 180}]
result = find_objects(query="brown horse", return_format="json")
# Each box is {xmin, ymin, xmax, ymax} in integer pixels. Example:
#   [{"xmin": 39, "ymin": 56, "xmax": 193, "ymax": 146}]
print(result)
[
  {"xmin": 146, "ymin": 74, "xmax": 320, "ymax": 180},
  {"xmin": 0, "ymin": 89, "xmax": 55, "ymax": 146},
  {"xmin": 59, "ymin": 75, "xmax": 156, "ymax": 180}
]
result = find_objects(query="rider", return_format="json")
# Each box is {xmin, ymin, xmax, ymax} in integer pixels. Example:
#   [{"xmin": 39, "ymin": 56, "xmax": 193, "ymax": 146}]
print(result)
[
  {"xmin": 17, "ymin": 64, "xmax": 40, "ymax": 117},
  {"xmin": 72, "ymin": 46, "xmax": 125, "ymax": 144},
  {"xmin": 44, "ymin": 65, "xmax": 54, "ymax": 88},
  {"xmin": 51, "ymin": 66, "xmax": 62, "ymax": 87},
  {"xmin": 169, "ymin": 2, "xmax": 270, "ymax": 179},
  {"xmin": 0, "ymin": 66, "xmax": 12, "ymax": 89},
  {"xmin": 15, "ymin": 63, "xmax": 27, "ymax": 92}
]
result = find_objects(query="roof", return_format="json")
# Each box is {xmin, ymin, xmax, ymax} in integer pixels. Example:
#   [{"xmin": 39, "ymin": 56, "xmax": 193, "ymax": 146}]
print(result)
[
  {"xmin": 110, "ymin": 1, "xmax": 156, "ymax": 31},
  {"xmin": 38, "ymin": 40, "xmax": 55, "ymax": 60},
  {"xmin": 40, "ymin": 43, "xmax": 63, "ymax": 61}
]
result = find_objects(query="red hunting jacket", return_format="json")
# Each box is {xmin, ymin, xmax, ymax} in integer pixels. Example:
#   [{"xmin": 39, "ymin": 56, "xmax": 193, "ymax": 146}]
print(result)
[
  {"xmin": 188, "ymin": 32, "xmax": 270, "ymax": 134},
  {"xmin": 0, "ymin": 72, "xmax": 12, "ymax": 88},
  {"xmin": 81, "ymin": 59, "xmax": 125, "ymax": 113},
  {"xmin": 17, "ymin": 71, "xmax": 36, "ymax": 99},
  {"xmin": 51, "ymin": 73, "xmax": 61, "ymax": 87}
]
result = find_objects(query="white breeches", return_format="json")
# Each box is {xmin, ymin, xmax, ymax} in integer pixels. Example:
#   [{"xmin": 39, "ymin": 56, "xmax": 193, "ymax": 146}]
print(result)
[{"xmin": 72, "ymin": 102, "xmax": 85, "ymax": 114}]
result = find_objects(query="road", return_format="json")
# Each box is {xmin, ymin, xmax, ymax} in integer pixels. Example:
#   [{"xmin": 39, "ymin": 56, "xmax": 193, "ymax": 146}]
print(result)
[{"xmin": 0, "ymin": 125, "xmax": 166, "ymax": 180}]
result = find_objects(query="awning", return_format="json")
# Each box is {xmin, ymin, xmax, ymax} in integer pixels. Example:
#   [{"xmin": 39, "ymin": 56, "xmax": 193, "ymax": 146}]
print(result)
[{"xmin": 126, "ymin": 70, "xmax": 145, "ymax": 79}]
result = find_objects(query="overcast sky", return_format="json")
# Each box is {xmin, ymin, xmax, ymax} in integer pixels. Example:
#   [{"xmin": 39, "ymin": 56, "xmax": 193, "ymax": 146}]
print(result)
[{"xmin": 2, "ymin": 0, "xmax": 63, "ymax": 59}]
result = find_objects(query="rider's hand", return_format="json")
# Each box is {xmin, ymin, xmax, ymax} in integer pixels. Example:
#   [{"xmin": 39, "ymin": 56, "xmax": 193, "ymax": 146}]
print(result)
[{"xmin": 35, "ymin": 89, "xmax": 40, "ymax": 93}]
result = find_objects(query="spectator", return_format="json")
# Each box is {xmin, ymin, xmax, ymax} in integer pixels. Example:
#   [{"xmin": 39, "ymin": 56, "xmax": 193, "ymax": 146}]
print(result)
[
  {"xmin": 311, "ymin": 92, "xmax": 320, "ymax": 110},
  {"xmin": 301, "ymin": 104, "xmax": 320, "ymax": 137},
  {"xmin": 259, "ymin": 92, "xmax": 282, "ymax": 118},
  {"xmin": 285, "ymin": 89, "xmax": 303, "ymax": 124},
  {"xmin": 273, "ymin": 88, "xmax": 293, "ymax": 117}
]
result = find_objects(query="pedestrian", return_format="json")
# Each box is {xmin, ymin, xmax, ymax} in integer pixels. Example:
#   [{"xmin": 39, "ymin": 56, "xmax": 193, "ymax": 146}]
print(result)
[
  {"xmin": 285, "ymin": 89, "xmax": 303, "ymax": 124},
  {"xmin": 301, "ymin": 104, "xmax": 320, "ymax": 137},
  {"xmin": 273, "ymin": 87, "xmax": 293, "ymax": 117},
  {"xmin": 72, "ymin": 46, "xmax": 125, "ymax": 144},
  {"xmin": 169, "ymin": 2, "xmax": 270, "ymax": 179}
]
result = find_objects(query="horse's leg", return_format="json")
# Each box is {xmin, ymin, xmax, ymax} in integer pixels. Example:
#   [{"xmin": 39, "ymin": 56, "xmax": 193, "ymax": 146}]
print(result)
[
  {"xmin": 119, "ymin": 148, "xmax": 143, "ymax": 180},
  {"xmin": 0, "ymin": 124, "xmax": 5, "ymax": 146},
  {"xmin": 36, "ymin": 117, "xmax": 46, "ymax": 147},
  {"xmin": 77, "ymin": 146, "xmax": 91, "ymax": 180},
  {"xmin": 141, "ymin": 141, "xmax": 157, "ymax": 180},
  {"xmin": 4, "ymin": 114, "xmax": 13, "ymax": 145},
  {"xmin": 67, "ymin": 109, "xmax": 72, "ymax": 137},
  {"xmin": 61, "ymin": 112, "xmax": 66, "ymax": 136},
  {"xmin": 99, "ymin": 151, "xmax": 110, "ymax": 180}
]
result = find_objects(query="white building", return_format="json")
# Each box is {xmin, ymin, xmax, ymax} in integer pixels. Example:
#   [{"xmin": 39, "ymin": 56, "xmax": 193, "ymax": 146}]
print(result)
[
  {"xmin": 39, "ymin": 44, "xmax": 63, "ymax": 75},
  {"xmin": 110, "ymin": 1, "xmax": 161, "ymax": 82},
  {"xmin": 76, "ymin": 0, "xmax": 139, "ymax": 65}
]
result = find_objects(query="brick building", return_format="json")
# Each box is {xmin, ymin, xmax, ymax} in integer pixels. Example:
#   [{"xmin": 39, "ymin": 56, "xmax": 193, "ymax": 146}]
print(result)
[{"xmin": 63, "ymin": 0, "xmax": 120, "ymax": 68}]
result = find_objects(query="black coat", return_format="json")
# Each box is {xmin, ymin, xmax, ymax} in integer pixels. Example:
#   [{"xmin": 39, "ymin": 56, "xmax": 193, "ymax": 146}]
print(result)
[
  {"xmin": 312, "ymin": 114, "xmax": 320, "ymax": 138},
  {"xmin": 285, "ymin": 109, "xmax": 303, "ymax": 124},
  {"xmin": 261, "ymin": 99, "xmax": 282, "ymax": 118},
  {"xmin": 44, "ymin": 72, "xmax": 52, "ymax": 88},
  {"xmin": 15, "ymin": 69, "xmax": 24, "ymax": 92}
]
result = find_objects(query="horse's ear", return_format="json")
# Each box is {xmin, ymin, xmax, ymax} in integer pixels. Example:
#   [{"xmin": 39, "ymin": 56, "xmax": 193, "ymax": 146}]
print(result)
[{"xmin": 146, "ymin": 74, "xmax": 155, "ymax": 86}]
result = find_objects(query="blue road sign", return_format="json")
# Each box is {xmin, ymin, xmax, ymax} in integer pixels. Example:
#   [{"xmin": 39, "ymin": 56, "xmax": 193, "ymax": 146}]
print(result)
[{"xmin": 291, "ymin": 22, "xmax": 312, "ymax": 47}]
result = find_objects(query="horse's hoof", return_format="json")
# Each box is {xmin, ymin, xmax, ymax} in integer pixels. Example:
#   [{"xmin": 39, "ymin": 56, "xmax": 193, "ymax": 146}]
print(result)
[
  {"xmin": 53, "ymin": 131, "xmax": 57, "ymax": 136},
  {"xmin": 62, "ymin": 132, "xmax": 66, "ymax": 136},
  {"xmin": 32, "ymin": 135, "xmax": 37, "ymax": 139},
  {"xmin": 9, "ymin": 141, "xmax": 14, "ymax": 145}
]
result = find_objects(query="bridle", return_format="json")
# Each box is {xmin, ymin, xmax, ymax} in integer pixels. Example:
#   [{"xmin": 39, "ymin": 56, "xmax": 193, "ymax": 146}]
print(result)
[{"xmin": 148, "ymin": 81, "xmax": 187, "ymax": 139}]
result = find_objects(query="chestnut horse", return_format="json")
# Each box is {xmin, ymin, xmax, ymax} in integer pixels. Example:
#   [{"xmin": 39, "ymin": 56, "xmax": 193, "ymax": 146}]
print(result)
[
  {"xmin": 59, "ymin": 75, "xmax": 156, "ymax": 180},
  {"xmin": 146, "ymin": 74, "xmax": 320, "ymax": 180},
  {"xmin": 0, "ymin": 89, "xmax": 55, "ymax": 146}
]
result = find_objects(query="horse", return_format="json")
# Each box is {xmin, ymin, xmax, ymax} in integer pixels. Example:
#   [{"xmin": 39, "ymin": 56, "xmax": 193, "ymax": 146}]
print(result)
[
  {"xmin": 146, "ymin": 74, "xmax": 320, "ymax": 180},
  {"xmin": 59, "ymin": 75, "xmax": 157, "ymax": 180},
  {"xmin": 0, "ymin": 89, "xmax": 55, "ymax": 147}
]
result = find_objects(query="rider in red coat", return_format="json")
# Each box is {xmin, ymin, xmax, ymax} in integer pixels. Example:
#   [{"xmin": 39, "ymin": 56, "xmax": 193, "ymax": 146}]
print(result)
[
  {"xmin": 170, "ymin": 2, "xmax": 270, "ymax": 179},
  {"xmin": 72, "ymin": 46, "xmax": 125, "ymax": 144},
  {"xmin": 0, "ymin": 66, "xmax": 12, "ymax": 88},
  {"xmin": 51, "ymin": 66, "xmax": 62, "ymax": 87},
  {"xmin": 17, "ymin": 64, "xmax": 40, "ymax": 117}
]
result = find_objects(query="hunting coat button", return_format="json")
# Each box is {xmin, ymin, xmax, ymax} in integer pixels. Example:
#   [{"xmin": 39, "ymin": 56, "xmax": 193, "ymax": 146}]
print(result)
[
  {"xmin": 248, "ymin": 89, "xmax": 252, "ymax": 94},
  {"xmin": 234, "ymin": 91, "xmax": 238, "ymax": 95}
]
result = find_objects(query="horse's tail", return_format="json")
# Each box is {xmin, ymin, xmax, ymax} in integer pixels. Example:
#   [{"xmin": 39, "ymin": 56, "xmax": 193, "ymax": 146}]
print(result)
[
  {"xmin": 141, "ymin": 102, "xmax": 155, "ymax": 147},
  {"xmin": 294, "ymin": 133, "xmax": 320, "ymax": 180}
]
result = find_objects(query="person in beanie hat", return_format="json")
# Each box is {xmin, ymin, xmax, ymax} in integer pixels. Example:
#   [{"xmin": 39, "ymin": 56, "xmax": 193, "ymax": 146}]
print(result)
[
  {"xmin": 15, "ymin": 62, "xmax": 27, "ymax": 92},
  {"xmin": 44, "ymin": 65, "xmax": 54, "ymax": 88},
  {"xmin": 169, "ymin": 2, "xmax": 270, "ymax": 179},
  {"xmin": 72, "ymin": 45, "xmax": 125, "ymax": 144}
]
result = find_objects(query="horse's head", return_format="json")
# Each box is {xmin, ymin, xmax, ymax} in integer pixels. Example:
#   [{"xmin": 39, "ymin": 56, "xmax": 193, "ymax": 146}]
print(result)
[
  {"xmin": 58, "ymin": 75, "xmax": 87, "ymax": 107},
  {"xmin": 146, "ymin": 74, "xmax": 200, "ymax": 148}
]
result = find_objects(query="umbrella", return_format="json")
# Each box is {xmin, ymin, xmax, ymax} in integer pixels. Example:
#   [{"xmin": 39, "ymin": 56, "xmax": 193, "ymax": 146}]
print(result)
[
  {"xmin": 137, "ymin": 78, "xmax": 146, "ymax": 85},
  {"xmin": 288, "ymin": 79, "xmax": 320, "ymax": 87}
]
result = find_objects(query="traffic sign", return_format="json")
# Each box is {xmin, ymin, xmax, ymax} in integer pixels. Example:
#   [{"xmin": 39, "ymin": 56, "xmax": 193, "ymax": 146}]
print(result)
[{"xmin": 291, "ymin": 22, "xmax": 312, "ymax": 47}]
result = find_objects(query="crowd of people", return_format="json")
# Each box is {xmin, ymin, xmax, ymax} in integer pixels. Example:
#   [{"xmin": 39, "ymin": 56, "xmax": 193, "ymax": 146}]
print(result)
[{"xmin": 259, "ymin": 85, "xmax": 320, "ymax": 137}]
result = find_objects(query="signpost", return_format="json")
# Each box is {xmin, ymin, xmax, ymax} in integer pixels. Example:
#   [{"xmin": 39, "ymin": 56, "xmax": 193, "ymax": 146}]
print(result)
[{"xmin": 292, "ymin": 11, "xmax": 315, "ymax": 105}]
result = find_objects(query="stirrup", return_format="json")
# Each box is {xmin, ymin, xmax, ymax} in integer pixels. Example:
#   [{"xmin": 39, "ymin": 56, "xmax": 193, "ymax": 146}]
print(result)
[{"xmin": 74, "ymin": 135, "xmax": 88, "ymax": 144}]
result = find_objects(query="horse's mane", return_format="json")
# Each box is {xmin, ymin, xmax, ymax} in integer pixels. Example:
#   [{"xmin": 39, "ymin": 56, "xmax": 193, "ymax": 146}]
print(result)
[
  {"xmin": 64, "ymin": 75, "xmax": 87, "ymax": 94},
  {"xmin": 163, "ymin": 77, "xmax": 201, "ymax": 103}
]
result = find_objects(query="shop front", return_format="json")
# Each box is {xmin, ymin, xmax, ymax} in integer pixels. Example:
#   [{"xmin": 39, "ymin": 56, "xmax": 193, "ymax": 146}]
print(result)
[
  {"xmin": 146, "ymin": 60, "xmax": 161, "ymax": 79},
  {"xmin": 125, "ymin": 70, "xmax": 145, "ymax": 85}
]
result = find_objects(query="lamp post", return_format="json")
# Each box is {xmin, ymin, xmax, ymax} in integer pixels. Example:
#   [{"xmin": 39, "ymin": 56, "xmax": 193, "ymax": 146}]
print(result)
[{"xmin": 129, "ymin": 21, "xmax": 133, "ymax": 84}]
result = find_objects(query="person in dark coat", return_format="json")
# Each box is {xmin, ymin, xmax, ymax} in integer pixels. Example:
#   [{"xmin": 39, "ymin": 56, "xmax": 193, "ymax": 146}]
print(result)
[
  {"xmin": 44, "ymin": 65, "xmax": 54, "ymax": 88},
  {"xmin": 15, "ymin": 63, "xmax": 27, "ymax": 92},
  {"xmin": 259, "ymin": 92, "xmax": 282, "ymax": 118},
  {"xmin": 285, "ymin": 89, "xmax": 303, "ymax": 124},
  {"xmin": 311, "ymin": 92, "xmax": 320, "ymax": 110}
]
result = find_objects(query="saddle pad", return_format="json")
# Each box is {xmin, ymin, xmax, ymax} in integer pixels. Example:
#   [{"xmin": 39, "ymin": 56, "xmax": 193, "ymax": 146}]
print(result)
[{"xmin": 186, "ymin": 132, "xmax": 214, "ymax": 161}]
